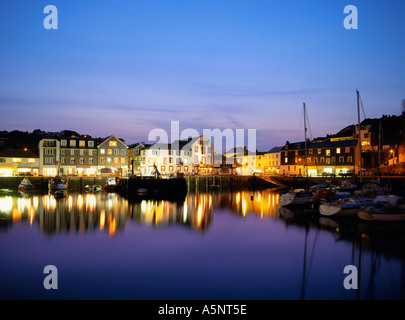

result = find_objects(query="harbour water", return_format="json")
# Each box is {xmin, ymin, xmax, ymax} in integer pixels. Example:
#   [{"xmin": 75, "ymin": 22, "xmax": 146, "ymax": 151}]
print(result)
[{"xmin": 0, "ymin": 188, "xmax": 404, "ymax": 300}]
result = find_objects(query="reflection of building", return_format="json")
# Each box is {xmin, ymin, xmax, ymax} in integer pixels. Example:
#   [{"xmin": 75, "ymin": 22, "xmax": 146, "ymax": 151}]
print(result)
[
  {"xmin": 0, "ymin": 149, "xmax": 39, "ymax": 176},
  {"xmin": 97, "ymin": 135, "xmax": 128, "ymax": 177},
  {"xmin": 264, "ymin": 146, "xmax": 282, "ymax": 175}
]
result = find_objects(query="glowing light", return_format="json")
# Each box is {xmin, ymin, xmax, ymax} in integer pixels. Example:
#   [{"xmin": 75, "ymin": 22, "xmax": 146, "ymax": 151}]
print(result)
[
  {"xmin": 0, "ymin": 196, "xmax": 13, "ymax": 213},
  {"xmin": 100, "ymin": 209, "xmax": 105, "ymax": 230}
]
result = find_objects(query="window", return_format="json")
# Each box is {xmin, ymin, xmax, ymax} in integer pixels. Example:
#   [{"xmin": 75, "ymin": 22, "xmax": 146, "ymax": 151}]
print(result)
[
  {"xmin": 100, "ymin": 158, "xmax": 105, "ymax": 164},
  {"xmin": 320, "ymin": 157, "xmax": 325, "ymax": 163},
  {"xmin": 61, "ymin": 157, "xmax": 65, "ymax": 164},
  {"xmin": 114, "ymin": 149, "xmax": 119, "ymax": 155},
  {"xmin": 161, "ymin": 166, "xmax": 166, "ymax": 172},
  {"xmin": 89, "ymin": 150, "xmax": 93, "ymax": 156},
  {"xmin": 120, "ymin": 149, "xmax": 126, "ymax": 155},
  {"xmin": 61, "ymin": 140, "xmax": 67, "ymax": 146},
  {"xmin": 88, "ymin": 141, "xmax": 94, "ymax": 147},
  {"xmin": 184, "ymin": 166, "xmax": 188, "ymax": 172},
  {"xmin": 331, "ymin": 157, "xmax": 336, "ymax": 163},
  {"xmin": 318, "ymin": 149, "xmax": 322, "ymax": 154},
  {"xmin": 28, "ymin": 158, "xmax": 35, "ymax": 163},
  {"xmin": 326, "ymin": 158, "xmax": 330, "ymax": 164},
  {"xmin": 194, "ymin": 146, "xmax": 198, "ymax": 153},
  {"xmin": 89, "ymin": 158, "xmax": 93, "ymax": 164},
  {"xmin": 307, "ymin": 158, "xmax": 312, "ymax": 164},
  {"xmin": 107, "ymin": 158, "xmax": 112, "ymax": 164},
  {"xmin": 163, "ymin": 157, "xmax": 167, "ymax": 165},
  {"xmin": 295, "ymin": 150, "xmax": 298, "ymax": 156},
  {"xmin": 345, "ymin": 147, "xmax": 350, "ymax": 153},
  {"xmin": 70, "ymin": 150, "xmax": 75, "ymax": 156},
  {"xmin": 70, "ymin": 140, "xmax": 76, "ymax": 147},
  {"xmin": 80, "ymin": 150, "xmax": 84, "ymax": 156},
  {"xmin": 79, "ymin": 140, "xmax": 85, "ymax": 147},
  {"xmin": 121, "ymin": 158, "xmax": 126, "ymax": 164},
  {"xmin": 61, "ymin": 149, "xmax": 65, "ymax": 155},
  {"xmin": 326, "ymin": 150, "xmax": 331, "ymax": 156},
  {"xmin": 207, "ymin": 147, "xmax": 211, "ymax": 154},
  {"xmin": 285, "ymin": 157, "xmax": 288, "ymax": 163},
  {"xmin": 169, "ymin": 166, "xmax": 173, "ymax": 172},
  {"xmin": 80, "ymin": 158, "xmax": 85, "ymax": 164},
  {"xmin": 169, "ymin": 158, "xmax": 173, "ymax": 164},
  {"xmin": 100, "ymin": 149, "xmax": 105, "ymax": 154},
  {"xmin": 347, "ymin": 156, "xmax": 353, "ymax": 163},
  {"xmin": 314, "ymin": 157, "xmax": 318, "ymax": 164},
  {"xmin": 114, "ymin": 158, "xmax": 119, "ymax": 164},
  {"xmin": 108, "ymin": 149, "xmax": 112, "ymax": 155},
  {"xmin": 336, "ymin": 148, "xmax": 341, "ymax": 154},
  {"xmin": 109, "ymin": 141, "xmax": 117, "ymax": 147},
  {"xmin": 339, "ymin": 156, "xmax": 344, "ymax": 163},
  {"xmin": 309, "ymin": 149, "xmax": 313, "ymax": 154},
  {"xmin": 177, "ymin": 166, "xmax": 181, "ymax": 172},
  {"xmin": 12, "ymin": 158, "xmax": 22, "ymax": 163},
  {"xmin": 70, "ymin": 158, "xmax": 75, "ymax": 164}
]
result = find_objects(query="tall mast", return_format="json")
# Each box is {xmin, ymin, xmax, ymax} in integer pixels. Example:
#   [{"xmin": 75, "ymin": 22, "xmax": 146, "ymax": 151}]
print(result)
[
  {"xmin": 304, "ymin": 103, "xmax": 308, "ymax": 177},
  {"xmin": 357, "ymin": 90, "xmax": 363, "ymax": 183}
]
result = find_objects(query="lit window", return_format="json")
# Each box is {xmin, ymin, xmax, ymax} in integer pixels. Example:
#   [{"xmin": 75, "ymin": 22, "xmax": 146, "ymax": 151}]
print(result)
[
  {"xmin": 169, "ymin": 166, "xmax": 173, "ymax": 172},
  {"xmin": 12, "ymin": 158, "xmax": 22, "ymax": 163},
  {"xmin": 184, "ymin": 166, "xmax": 188, "ymax": 171},
  {"xmin": 100, "ymin": 149, "xmax": 105, "ymax": 154},
  {"xmin": 70, "ymin": 140, "xmax": 76, "ymax": 147},
  {"xmin": 336, "ymin": 148, "xmax": 341, "ymax": 154},
  {"xmin": 345, "ymin": 147, "xmax": 350, "ymax": 153},
  {"xmin": 161, "ymin": 166, "xmax": 165, "ymax": 172},
  {"xmin": 107, "ymin": 158, "xmax": 112, "ymax": 164},
  {"xmin": 108, "ymin": 149, "xmax": 112, "ymax": 155},
  {"xmin": 79, "ymin": 140, "xmax": 85, "ymax": 147},
  {"xmin": 28, "ymin": 158, "xmax": 35, "ymax": 163},
  {"xmin": 326, "ymin": 150, "xmax": 331, "ymax": 156},
  {"xmin": 109, "ymin": 141, "xmax": 117, "ymax": 147}
]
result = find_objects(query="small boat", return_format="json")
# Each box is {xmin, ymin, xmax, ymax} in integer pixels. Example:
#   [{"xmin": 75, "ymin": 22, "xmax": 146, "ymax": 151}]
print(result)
[
  {"xmin": 104, "ymin": 177, "xmax": 117, "ymax": 192},
  {"xmin": 278, "ymin": 188, "xmax": 314, "ymax": 207},
  {"xmin": 357, "ymin": 195, "xmax": 405, "ymax": 222},
  {"xmin": 49, "ymin": 176, "xmax": 68, "ymax": 191},
  {"xmin": 137, "ymin": 188, "xmax": 149, "ymax": 196},
  {"xmin": 319, "ymin": 196, "xmax": 373, "ymax": 216},
  {"xmin": 335, "ymin": 181, "xmax": 358, "ymax": 193},
  {"xmin": 18, "ymin": 178, "xmax": 35, "ymax": 191}
]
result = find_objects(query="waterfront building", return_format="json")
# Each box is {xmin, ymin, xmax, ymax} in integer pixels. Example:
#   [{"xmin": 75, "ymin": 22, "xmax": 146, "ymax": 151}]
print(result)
[
  {"xmin": 127, "ymin": 142, "xmax": 152, "ymax": 176},
  {"xmin": 59, "ymin": 136, "xmax": 98, "ymax": 176},
  {"xmin": 139, "ymin": 135, "xmax": 214, "ymax": 176},
  {"xmin": 223, "ymin": 147, "xmax": 257, "ymax": 175},
  {"xmin": 280, "ymin": 139, "xmax": 357, "ymax": 177},
  {"xmin": 264, "ymin": 146, "xmax": 282, "ymax": 175},
  {"xmin": 0, "ymin": 149, "xmax": 39, "ymax": 176},
  {"xmin": 38, "ymin": 138, "xmax": 60, "ymax": 176},
  {"xmin": 97, "ymin": 135, "xmax": 129, "ymax": 177}
]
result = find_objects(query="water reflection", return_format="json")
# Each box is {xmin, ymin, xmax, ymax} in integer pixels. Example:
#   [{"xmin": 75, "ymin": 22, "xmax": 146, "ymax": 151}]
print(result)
[{"xmin": 0, "ymin": 190, "xmax": 282, "ymax": 236}]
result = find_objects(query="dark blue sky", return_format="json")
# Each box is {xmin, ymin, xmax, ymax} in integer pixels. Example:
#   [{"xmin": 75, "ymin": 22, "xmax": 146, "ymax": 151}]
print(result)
[{"xmin": 1, "ymin": 0, "xmax": 404, "ymax": 150}]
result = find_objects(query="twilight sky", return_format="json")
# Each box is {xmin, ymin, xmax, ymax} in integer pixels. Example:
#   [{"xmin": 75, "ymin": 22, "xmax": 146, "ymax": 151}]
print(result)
[{"xmin": 0, "ymin": 0, "xmax": 404, "ymax": 151}]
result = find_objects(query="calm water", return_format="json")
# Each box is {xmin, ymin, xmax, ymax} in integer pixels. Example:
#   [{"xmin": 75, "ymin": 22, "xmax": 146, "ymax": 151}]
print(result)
[{"xmin": 0, "ymin": 188, "xmax": 404, "ymax": 300}]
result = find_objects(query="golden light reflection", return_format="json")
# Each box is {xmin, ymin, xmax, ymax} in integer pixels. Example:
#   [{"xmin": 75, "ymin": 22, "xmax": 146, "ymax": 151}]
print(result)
[{"xmin": 100, "ymin": 209, "xmax": 105, "ymax": 230}]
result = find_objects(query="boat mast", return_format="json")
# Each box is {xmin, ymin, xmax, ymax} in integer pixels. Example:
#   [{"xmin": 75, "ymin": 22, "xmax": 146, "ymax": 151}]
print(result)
[
  {"xmin": 304, "ymin": 103, "xmax": 308, "ymax": 177},
  {"xmin": 357, "ymin": 90, "xmax": 363, "ymax": 183}
]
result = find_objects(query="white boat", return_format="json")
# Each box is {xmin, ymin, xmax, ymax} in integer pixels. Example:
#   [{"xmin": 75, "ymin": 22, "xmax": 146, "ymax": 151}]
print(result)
[
  {"xmin": 18, "ymin": 178, "xmax": 35, "ymax": 191},
  {"xmin": 357, "ymin": 195, "xmax": 405, "ymax": 222},
  {"xmin": 279, "ymin": 188, "xmax": 314, "ymax": 207},
  {"xmin": 319, "ymin": 196, "xmax": 373, "ymax": 216}
]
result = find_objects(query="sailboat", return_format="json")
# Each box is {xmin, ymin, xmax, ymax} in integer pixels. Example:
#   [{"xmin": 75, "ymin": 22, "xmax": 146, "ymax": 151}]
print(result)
[
  {"xmin": 319, "ymin": 90, "xmax": 374, "ymax": 217},
  {"xmin": 279, "ymin": 103, "xmax": 314, "ymax": 207}
]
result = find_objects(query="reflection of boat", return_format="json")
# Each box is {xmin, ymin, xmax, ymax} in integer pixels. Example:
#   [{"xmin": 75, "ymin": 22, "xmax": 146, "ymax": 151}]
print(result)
[
  {"xmin": 85, "ymin": 185, "xmax": 103, "ymax": 192},
  {"xmin": 319, "ymin": 196, "xmax": 373, "ymax": 216},
  {"xmin": 137, "ymin": 188, "xmax": 148, "ymax": 196},
  {"xmin": 279, "ymin": 188, "xmax": 314, "ymax": 207},
  {"xmin": 357, "ymin": 195, "xmax": 405, "ymax": 222},
  {"xmin": 49, "ymin": 176, "xmax": 68, "ymax": 191},
  {"xmin": 54, "ymin": 190, "xmax": 67, "ymax": 198},
  {"xmin": 18, "ymin": 178, "xmax": 35, "ymax": 191}
]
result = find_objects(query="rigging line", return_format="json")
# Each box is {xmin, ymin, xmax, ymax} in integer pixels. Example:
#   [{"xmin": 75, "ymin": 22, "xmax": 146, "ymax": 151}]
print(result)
[
  {"xmin": 304, "ymin": 229, "xmax": 320, "ymax": 289},
  {"xmin": 305, "ymin": 107, "xmax": 313, "ymax": 141},
  {"xmin": 359, "ymin": 94, "xmax": 366, "ymax": 120}
]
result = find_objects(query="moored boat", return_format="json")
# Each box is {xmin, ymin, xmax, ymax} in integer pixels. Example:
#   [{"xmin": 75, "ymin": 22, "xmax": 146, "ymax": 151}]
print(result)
[
  {"xmin": 357, "ymin": 195, "xmax": 405, "ymax": 222},
  {"xmin": 49, "ymin": 176, "xmax": 68, "ymax": 191},
  {"xmin": 278, "ymin": 188, "xmax": 314, "ymax": 207},
  {"xmin": 319, "ymin": 196, "xmax": 373, "ymax": 217},
  {"xmin": 18, "ymin": 178, "xmax": 35, "ymax": 191}
]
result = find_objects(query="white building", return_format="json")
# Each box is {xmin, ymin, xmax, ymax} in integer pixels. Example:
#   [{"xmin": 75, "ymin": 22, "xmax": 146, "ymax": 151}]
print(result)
[{"xmin": 139, "ymin": 136, "xmax": 214, "ymax": 176}]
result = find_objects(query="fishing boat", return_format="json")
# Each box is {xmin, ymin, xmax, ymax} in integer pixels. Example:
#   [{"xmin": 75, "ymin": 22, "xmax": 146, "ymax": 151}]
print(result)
[
  {"xmin": 319, "ymin": 196, "xmax": 374, "ymax": 216},
  {"xmin": 357, "ymin": 195, "xmax": 405, "ymax": 222},
  {"xmin": 49, "ymin": 176, "xmax": 68, "ymax": 191},
  {"xmin": 18, "ymin": 178, "xmax": 35, "ymax": 191}
]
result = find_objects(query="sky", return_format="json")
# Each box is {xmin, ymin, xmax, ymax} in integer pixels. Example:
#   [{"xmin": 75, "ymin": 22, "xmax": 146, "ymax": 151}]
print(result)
[{"xmin": 0, "ymin": 0, "xmax": 404, "ymax": 151}]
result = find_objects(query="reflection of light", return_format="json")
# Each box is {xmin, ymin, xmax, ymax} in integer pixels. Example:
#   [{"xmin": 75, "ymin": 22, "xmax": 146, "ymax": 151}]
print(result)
[
  {"xmin": 141, "ymin": 200, "xmax": 146, "ymax": 213},
  {"xmin": 86, "ymin": 194, "xmax": 96, "ymax": 211},
  {"xmin": 29, "ymin": 207, "xmax": 35, "ymax": 226},
  {"xmin": 100, "ymin": 209, "xmax": 105, "ymax": 230},
  {"xmin": 0, "ymin": 196, "xmax": 13, "ymax": 213},
  {"xmin": 108, "ymin": 216, "xmax": 117, "ymax": 236},
  {"xmin": 33, "ymin": 196, "xmax": 39, "ymax": 209},
  {"xmin": 12, "ymin": 207, "xmax": 21, "ymax": 222},
  {"xmin": 77, "ymin": 194, "xmax": 83, "ymax": 210},
  {"xmin": 44, "ymin": 195, "xmax": 56, "ymax": 211},
  {"xmin": 183, "ymin": 201, "xmax": 188, "ymax": 223}
]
